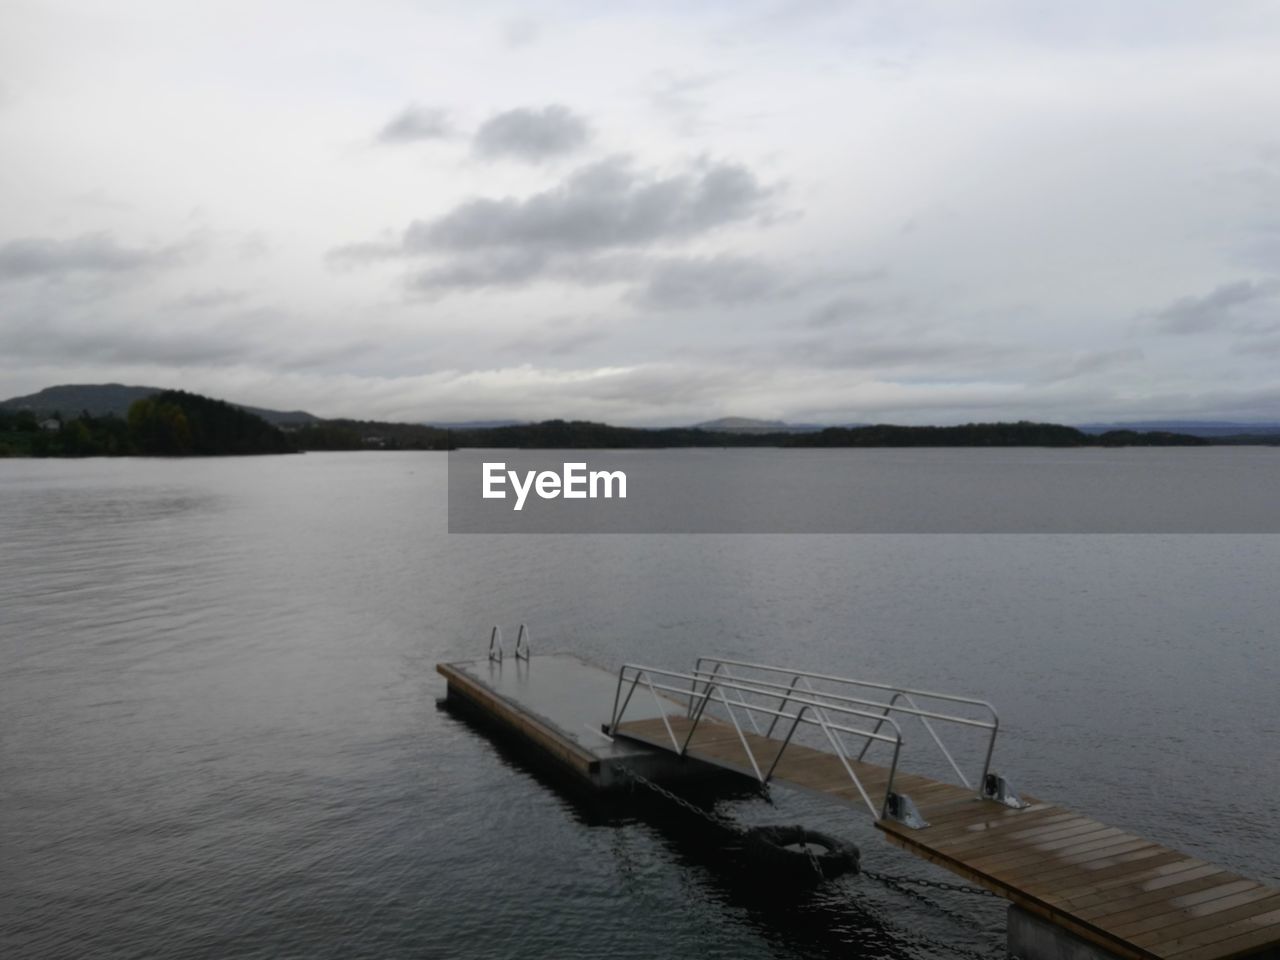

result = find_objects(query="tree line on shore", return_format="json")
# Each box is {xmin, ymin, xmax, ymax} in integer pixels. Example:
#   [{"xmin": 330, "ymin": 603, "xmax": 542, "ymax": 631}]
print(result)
[
  {"xmin": 2, "ymin": 388, "xmax": 1214, "ymax": 458},
  {"xmin": 0, "ymin": 390, "xmax": 295, "ymax": 457}
]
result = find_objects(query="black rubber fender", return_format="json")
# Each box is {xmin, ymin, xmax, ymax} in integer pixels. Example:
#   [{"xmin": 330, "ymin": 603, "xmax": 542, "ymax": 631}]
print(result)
[{"xmin": 740, "ymin": 824, "xmax": 861, "ymax": 880}]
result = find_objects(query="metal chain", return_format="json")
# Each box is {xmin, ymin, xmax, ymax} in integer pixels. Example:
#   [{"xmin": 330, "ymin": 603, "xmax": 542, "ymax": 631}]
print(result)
[
  {"xmin": 617, "ymin": 765, "xmax": 746, "ymax": 835},
  {"xmin": 864, "ymin": 868, "xmax": 998, "ymax": 898}
]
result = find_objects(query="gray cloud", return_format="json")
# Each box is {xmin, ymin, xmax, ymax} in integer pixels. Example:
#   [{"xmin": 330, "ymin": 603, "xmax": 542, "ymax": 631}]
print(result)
[
  {"xmin": 171, "ymin": 288, "xmax": 248, "ymax": 310},
  {"xmin": 807, "ymin": 296, "xmax": 871, "ymax": 328},
  {"xmin": 0, "ymin": 307, "xmax": 372, "ymax": 372},
  {"xmin": 410, "ymin": 156, "xmax": 773, "ymax": 254},
  {"xmin": 409, "ymin": 250, "xmax": 549, "ymax": 291},
  {"xmin": 377, "ymin": 105, "xmax": 452, "ymax": 144},
  {"xmin": 331, "ymin": 156, "xmax": 778, "ymax": 298},
  {"xmin": 472, "ymin": 105, "xmax": 590, "ymax": 162},
  {"xmin": 408, "ymin": 251, "xmax": 651, "ymax": 295},
  {"xmin": 1152, "ymin": 278, "xmax": 1280, "ymax": 334},
  {"xmin": 1043, "ymin": 347, "xmax": 1145, "ymax": 383},
  {"xmin": 632, "ymin": 255, "xmax": 789, "ymax": 309},
  {"xmin": 0, "ymin": 232, "xmax": 184, "ymax": 282},
  {"xmin": 499, "ymin": 317, "xmax": 610, "ymax": 358}
]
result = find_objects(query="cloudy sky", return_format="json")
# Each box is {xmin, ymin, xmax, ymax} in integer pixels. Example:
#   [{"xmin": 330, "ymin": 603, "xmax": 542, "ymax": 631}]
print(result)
[{"xmin": 2, "ymin": 1, "xmax": 1279, "ymax": 425}]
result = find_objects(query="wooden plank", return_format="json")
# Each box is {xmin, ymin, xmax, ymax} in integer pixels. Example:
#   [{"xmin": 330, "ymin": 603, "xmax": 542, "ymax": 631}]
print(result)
[
  {"xmin": 930, "ymin": 814, "xmax": 1101, "ymax": 853},
  {"xmin": 997, "ymin": 840, "xmax": 1164, "ymax": 893},
  {"xmin": 1130, "ymin": 891, "xmax": 1280, "ymax": 947},
  {"xmin": 952, "ymin": 819, "xmax": 1124, "ymax": 865},
  {"xmin": 1076, "ymin": 874, "xmax": 1258, "ymax": 921},
  {"xmin": 619, "ymin": 703, "xmax": 1280, "ymax": 960},
  {"xmin": 995, "ymin": 836, "xmax": 1162, "ymax": 885},
  {"xmin": 1041, "ymin": 858, "xmax": 1217, "ymax": 905},
  {"xmin": 916, "ymin": 806, "xmax": 1076, "ymax": 846},
  {"xmin": 963, "ymin": 826, "xmax": 1132, "ymax": 873},
  {"xmin": 899, "ymin": 800, "xmax": 1058, "ymax": 836},
  {"xmin": 1104, "ymin": 880, "xmax": 1264, "ymax": 933},
  {"xmin": 1162, "ymin": 905, "xmax": 1280, "ymax": 960}
]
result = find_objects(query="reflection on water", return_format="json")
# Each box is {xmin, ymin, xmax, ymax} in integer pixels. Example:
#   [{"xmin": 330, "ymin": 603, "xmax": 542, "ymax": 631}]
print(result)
[{"xmin": 1, "ymin": 453, "xmax": 1277, "ymax": 959}]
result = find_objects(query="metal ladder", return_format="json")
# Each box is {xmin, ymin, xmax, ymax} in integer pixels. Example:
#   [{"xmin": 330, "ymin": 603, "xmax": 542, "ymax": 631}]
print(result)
[{"xmin": 487, "ymin": 623, "xmax": 532, "ymax": 663}]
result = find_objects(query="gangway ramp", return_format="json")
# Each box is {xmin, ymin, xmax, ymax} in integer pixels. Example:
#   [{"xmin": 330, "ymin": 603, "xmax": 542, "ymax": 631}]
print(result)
[{"xmin": 608, "ymin": 658, "xmax": 1280, "ymax": 960}]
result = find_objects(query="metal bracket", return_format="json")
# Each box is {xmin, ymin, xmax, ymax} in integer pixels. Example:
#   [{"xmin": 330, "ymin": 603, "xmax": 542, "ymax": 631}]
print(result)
[
  {"xmin": 982, "ymin": 772, "xmax": 1029, "ymax": 809},
  {"xmin": 884, "ymin": 791, "xmax": 929, "ymax": 829}
]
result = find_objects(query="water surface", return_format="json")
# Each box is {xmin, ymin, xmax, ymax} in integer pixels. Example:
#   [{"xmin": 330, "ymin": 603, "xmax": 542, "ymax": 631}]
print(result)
[{"xmin": 2, "ymin": 452, "xmax": 1277, "ymax": 959}]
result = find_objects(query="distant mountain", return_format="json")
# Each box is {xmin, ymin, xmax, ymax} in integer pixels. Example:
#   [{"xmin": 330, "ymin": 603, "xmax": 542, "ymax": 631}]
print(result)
[
  {"xmin": 692, "ymin": 416, "xmax": 826, "ymax": 434},
  {"xmin": 1078, "ymin": 420, "xmax": 1280, "ymax": 438},
  {"xmin": 424, "ymin": 419, "xmax": 527, "ymax": 430},
  {"xmin": 0, "ymin": 383, "xmax": 319, "ymax": 426}
]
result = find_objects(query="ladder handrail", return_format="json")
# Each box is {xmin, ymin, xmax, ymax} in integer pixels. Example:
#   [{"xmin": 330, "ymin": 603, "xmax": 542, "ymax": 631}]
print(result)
[
  {"xmin": 514, "ymin": 624, "xmax": 532, "ymax": 661},
  {"xmin": 487, "ymin": 625, "xmax": 504, "ymax": 663}
]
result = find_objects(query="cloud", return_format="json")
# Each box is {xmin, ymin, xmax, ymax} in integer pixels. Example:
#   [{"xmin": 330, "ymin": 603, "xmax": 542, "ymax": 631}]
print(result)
[
  {"xmin": 808, "ymin": 297, "xmax": 871, "ymax": 328},
  {"xmin": 377, "ymin": 105, "xmax": 452, "ymax": 144},
  {"xmin": 0, "ymin": 232, "xmax": 185, "ymax": 282},
  {"xmin": 412, "ymin": 155, "xmax": 773, "ymax": 254},
  {"xmin": 648, "ymin": 73, "xmax": 719, "ymax": 136},
  {"xmin": 1151, "ymin": 278, "xmax": 1280, "ymax": 334},
  {"xmin": 170, "ymin": 288, "xmax": 247, "ymax": 310},
  {"xmin": 0, "ymin": 308, "xmax": 373, "ymax": 372},
  {"xmin": 501, "ymin": 18, "xmax": 540, "ymax": 49},
  {"xmin": 1043, "ymin": 347, "xmax": 1145, "ymax": 383},
  {"xmin": 632, "ymin": 255, "xmax": 789, "ymax": 309},
  {"xmin": 330, "ymin": 156, "xmax": 778, "ymax": 298},
  {"xmin": 498, "ymin": 316, "xmax": 610, "ymax": 358},
  {"xmin": 472, "ymin": 105, "xmax": 590, "ymax": 162},
  {"xmin": 407, "ymin": 251, "xmax": 640, "ymax": 294}
]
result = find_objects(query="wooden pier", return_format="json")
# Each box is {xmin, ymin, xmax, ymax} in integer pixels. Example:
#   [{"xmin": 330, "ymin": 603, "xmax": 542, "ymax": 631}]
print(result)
[
  {"xmin": 615, "ymin": 713, "xmax": 1280, "ymax": 960},
  {"xmin": 440, "ymin": 644, "xmax": 1280, "ymax": 960}
]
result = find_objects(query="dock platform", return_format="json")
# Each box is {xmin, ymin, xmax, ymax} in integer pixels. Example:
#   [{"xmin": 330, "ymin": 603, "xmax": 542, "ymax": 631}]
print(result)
[
  {"xmin": 439, "ymin": 645, "xmax": 1280, "ymax": 960},
  {"xmin": 614, "ymin": 717, "xmax": 1280, "ymax": 960},
  {"xmin": 437, "ymin": 653, "xmax": 719, "ymax": 789}
]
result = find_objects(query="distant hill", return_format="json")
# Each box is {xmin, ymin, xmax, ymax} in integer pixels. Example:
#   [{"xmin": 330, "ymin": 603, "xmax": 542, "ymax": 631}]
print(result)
[
  {"xmin": 423, "ymin": 419, "xmax": 527, "ymax": 430},
  {"xmin": 0, "ymin": 383, "xmax": 318, "ymax": 426},
  {"xmin": 1, "ymin": 389, "xmax": 295, "ymax": 457},
  {"xmin": 1078, "ymin": 420, "xmax": 1280, "ymax": 438},
  {"xmin": 692, "ymin": 416, "xmax": 826, "ymax": 434}
]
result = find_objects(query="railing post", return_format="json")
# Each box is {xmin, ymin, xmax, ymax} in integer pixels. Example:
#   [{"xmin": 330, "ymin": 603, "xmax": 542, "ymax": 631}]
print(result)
[
  {"xmin": 764, "ymin": 705, "xmax": 809, "ymax": 782},
  {"xmin": 765, "ymin": 675, "xmax": 803, "ymax": 737}
]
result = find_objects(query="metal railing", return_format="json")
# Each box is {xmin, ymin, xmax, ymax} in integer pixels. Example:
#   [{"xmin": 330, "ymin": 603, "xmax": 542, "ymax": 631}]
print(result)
[
  {"xmin": 690, "ymin": 657, "xmax": 1000, "ymax": 796},
  {"xmin": 607, "ymin": 663, "xmax": 905, "ymax": 819},
  {"xmin": 514, "ymin": 624, "xmax": 532, "ymax": 661}
]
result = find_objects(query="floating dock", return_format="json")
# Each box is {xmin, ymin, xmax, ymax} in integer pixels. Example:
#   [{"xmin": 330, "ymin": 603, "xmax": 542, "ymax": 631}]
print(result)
[
  {"xmin": 438, "ymin": 641, "xmax": 1280, "ymax": 960},
  {"xmin": 437, "ymin": 649, "xmax": 725, "ymax": 789}
]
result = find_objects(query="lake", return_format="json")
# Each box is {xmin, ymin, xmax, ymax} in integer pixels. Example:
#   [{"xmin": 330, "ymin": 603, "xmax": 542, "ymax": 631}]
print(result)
[{"xmin": 2, "ymin": 451, "xmax": 1277, "ymax": 959}]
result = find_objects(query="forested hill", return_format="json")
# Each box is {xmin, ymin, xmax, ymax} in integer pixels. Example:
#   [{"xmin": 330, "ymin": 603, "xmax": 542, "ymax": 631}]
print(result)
[
  {"xmin": 0, "ymin": 390, "xmax": 295, "ymax": 456},
  {"xmin": 0, "ymin": 383, "xmax": 317, "ymax": 426},
  {"xmin": 128, "ymin": 391, "xmax": 295, "ymax": 455},
  {"xmin": 440, "ymin": 419, "xmax": 1210, "ymax": 449}
]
